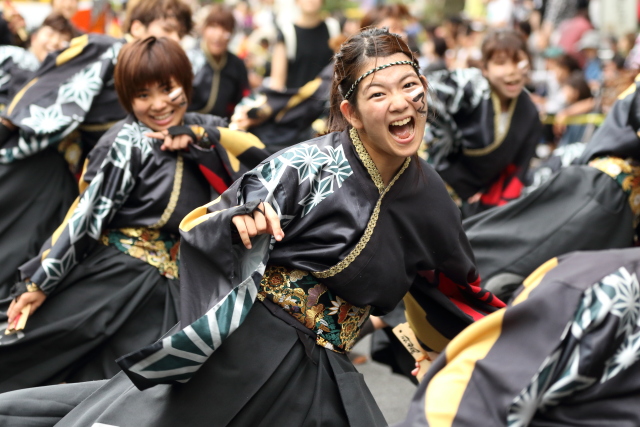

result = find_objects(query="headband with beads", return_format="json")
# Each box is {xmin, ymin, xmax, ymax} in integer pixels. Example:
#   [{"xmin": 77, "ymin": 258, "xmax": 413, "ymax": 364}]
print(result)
[{"xmin": 343, "ymin": 60, "xmax": 420, "ymax": 101}]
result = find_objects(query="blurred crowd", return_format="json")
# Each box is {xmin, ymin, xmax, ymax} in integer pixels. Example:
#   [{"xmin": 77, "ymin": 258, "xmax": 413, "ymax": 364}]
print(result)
[{"xmin": 0, "ymin": 0, "xmax": 635, "ymax": 155}]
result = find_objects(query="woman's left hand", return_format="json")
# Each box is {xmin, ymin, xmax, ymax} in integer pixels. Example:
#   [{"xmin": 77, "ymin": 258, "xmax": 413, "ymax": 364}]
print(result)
[
  {"xmin": 7, "ymin": 290, "xmax": 47, "ymax": 324},
  {"xmin": 145, "ymin": 130, "xmax": 193, "ymax": 151}
]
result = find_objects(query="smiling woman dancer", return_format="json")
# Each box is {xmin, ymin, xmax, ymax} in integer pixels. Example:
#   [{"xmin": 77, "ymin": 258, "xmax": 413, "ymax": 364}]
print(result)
[
  {"xmin": 0, "ymin": 28, "xmax": 502, "ymax": 427},
  {"xmin": 0, "ymin": 36, "xmax": 267, "ymax": 393}
]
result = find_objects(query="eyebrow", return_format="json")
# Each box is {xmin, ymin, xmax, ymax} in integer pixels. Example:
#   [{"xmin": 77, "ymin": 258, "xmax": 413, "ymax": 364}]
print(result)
[{"xmin": 364, "ymin": 71, "xmax": 418, "ymax": 91}]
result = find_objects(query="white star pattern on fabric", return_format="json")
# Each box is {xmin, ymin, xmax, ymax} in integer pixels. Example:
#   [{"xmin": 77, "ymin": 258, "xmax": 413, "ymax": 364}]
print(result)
[
  {"xmin": 100, "ymin": 41, "xmax": 123, "ymax": 65},
  {"xmin": 39, "ymin": 247, "xmax": 76, "ymax": 290},
  {"xmin": 602, "ymin": 330, "xmax": 640, "ymax": 382},
  {"xmin": 299, "ymin": 176, "xmax": 334, "ymax": 217},
  {"xmin": 602, "ymin": 268, "xmax": 640, "ymax": 336},
  {"xmin": 21, "ymin": 104, "xmax": 73, "ymax": 134},
  {"xmin": 540, "ymin": 347, "xmax": 596, "ymax": 409},
  {"xmin": 284, "ymin": 144, "xmax": 331, "ymax": 184},
  {"xmin": 57, "ymin": 61, "xmax": 104, "ymax": 111},
  {"xmin": 0, "ymin": 46, "xmax": 39, "ymax": 71},
  {"xmin": 68, "ymin": 174, "xmax": 104, "ymax": 244},
  {"xmin": 325, "ymin": 145, "xmax": 353, "ymax": 188}
]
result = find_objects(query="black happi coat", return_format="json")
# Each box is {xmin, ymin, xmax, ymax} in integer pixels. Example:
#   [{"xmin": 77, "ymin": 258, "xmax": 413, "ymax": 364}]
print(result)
[
  {"xmin": 0, "ymin": 45, "xmax": 40, "ymax": 113},
  {"xmin": 464, "ymin": 79, "xmax": 640, "ymax": 301},
  {"xmin": 427, "ymin": 68, "xmax": 541, "ymax": 216},
  {"xmin": 0, "ymin": 129, "xmax": 503, "ymax": 427},
  {"xmin": 397, "ymin": 248, "xmax": 640, "ymax": 426},
  {"xmin": 0, "ymin": 112, "xmax": 268, "ymax": 392},
  {"xmin": 187, "ymin": 42, "xmax": 251, "ymax": 119}
]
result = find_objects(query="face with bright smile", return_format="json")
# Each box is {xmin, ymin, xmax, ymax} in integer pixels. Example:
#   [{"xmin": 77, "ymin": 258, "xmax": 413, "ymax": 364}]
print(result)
[
  {"xmin": 483, "ymin": 49, "xmax": 528, "ymax": 106},
  {"xmin": 132, "ymin": 77, "xmax": 187, "ymax": 131},
  {"xmin": 341, "ymin": 53, "xmax": 427, "ymax": 179}
]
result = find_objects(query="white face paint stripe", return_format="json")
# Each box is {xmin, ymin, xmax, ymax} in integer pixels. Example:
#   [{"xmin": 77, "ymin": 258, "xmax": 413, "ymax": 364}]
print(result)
[
  {"xmin": 169, "ymin": 87, "xmax": 183, "ymax": 102},
  {"xmin": 517, "ymin": 60, "xmax": 529, "ymax": 71},
  {"xmin": 409, "ymin": 87, "xmax": 424, "ymax": 100}
]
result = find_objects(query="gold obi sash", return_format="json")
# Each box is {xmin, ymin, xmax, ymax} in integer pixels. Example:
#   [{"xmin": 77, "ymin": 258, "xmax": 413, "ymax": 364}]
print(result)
[
  {"xmin": 100, "ymin": 227, "xmax": 180, "ymax": 279},
  {"xmin": 258, "ymin": 265, "xmax": 371, "ymax": 353},
  {"xmin": 590, "ymin": 156, "xmax": 640, "ymax": 227}
]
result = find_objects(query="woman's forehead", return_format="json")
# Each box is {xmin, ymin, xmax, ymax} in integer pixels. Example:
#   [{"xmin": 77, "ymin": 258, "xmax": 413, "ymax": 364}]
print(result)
[{"xmin": 357, "ymin": 56, "xmax": 418, "ymax": 86}]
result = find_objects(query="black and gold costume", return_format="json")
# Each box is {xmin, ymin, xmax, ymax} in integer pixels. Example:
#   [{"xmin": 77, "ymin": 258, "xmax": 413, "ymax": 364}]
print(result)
[
  {"xmin": 0, "ymin": 128, "xmax": 502, "ymax": 426},
  {"xmin": 0, "ymin": 112, "xmax": 267, "ymax": 392}
]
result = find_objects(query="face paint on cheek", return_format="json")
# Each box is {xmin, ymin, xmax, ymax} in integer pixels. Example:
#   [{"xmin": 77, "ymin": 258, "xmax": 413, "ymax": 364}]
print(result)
[
  {"xmin": 169, "ymin": 87, "xmax": 187, "ymax": 107},
  {"xmin": 517, "ymin": 59, "xmax": 530, "ymax": 74},
  {"xmin": 408, "ymin": 87, "xmax": 427, "ymax": 115}
]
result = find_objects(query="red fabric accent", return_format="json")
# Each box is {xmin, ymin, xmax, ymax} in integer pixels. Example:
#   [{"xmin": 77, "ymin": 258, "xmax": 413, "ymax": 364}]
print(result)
[
  {"xmin": 199, "ymin": 165, "xmax": 229, "ymax": 195},
  {"xmin": 449, "ymin": 298, "xmax": 487, "ymax": 321},
  {"xmin": 480, "ymin": 164, "xmax": 524, "ymax": 207}
]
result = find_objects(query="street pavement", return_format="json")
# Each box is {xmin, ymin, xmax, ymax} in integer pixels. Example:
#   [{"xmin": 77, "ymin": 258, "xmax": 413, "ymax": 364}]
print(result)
[{"xmin": 352, "ymin": 335, "xmax": 417, "ymax": 425}]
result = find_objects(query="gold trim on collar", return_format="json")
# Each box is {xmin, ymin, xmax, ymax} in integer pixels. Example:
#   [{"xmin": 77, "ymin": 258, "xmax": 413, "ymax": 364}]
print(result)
[
  {"xmin": 312, "ymin": 128, "xmax": 411, "ymax": 279},
  {"xmin": 196, "ymin": 40, "xmax": 227, "ymax": 115},
  {"xmin": 149, "ymin": 153, "xmax": 184, "ymax": 229},
  {"xmin": 350, "ymin": 127, "xmax": 385, "ymax": 193},
  {"xmin": 462, "ymin": 91, "xmax": 517, "ymax": 157},
  {"xmin": 56, "ymin": 34, "xmax": 89, "ymax": 66}
]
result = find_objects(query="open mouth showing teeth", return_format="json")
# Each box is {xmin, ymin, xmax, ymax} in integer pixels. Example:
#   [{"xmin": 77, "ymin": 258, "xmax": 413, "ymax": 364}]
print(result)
[
  {"xmin": 151, "ymin": 112, "xmax": 173, "ymax": 121},
  {"xmin": 389, "ymin": 117, "xmax": 415, "ymax": 140}
]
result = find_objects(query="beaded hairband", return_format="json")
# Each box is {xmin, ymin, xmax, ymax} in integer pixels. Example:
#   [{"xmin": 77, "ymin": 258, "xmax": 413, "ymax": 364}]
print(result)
[{"xmin": 343, "ymin": 60, "xmax": 420, "ymax": 101}]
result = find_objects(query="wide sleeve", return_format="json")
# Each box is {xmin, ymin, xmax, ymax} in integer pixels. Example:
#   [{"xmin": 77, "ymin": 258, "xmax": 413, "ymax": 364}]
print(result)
[
  {"xmin": 0, "ymin": 35, "xmax": 118, "ymax": 163},
  {"xmin": 404, "ymin": 164, "xmax": 505, "ymax": 352},
  {"xmin": 397, "ymin": 259, "xmax": 565, "ymax": 426},
  {"xmin": 16, "ymin": 120, "xmax": 140, "ymax": 295},
  {"xmin": 116, "ymin": 145, "xmax": 314, "ymax": 389},
  {"xmin": 397, "ymin": 249, "xmax": 640, "ymax": 426},
  {"xmin": 426, "ymin": 68, "xmax": 490, "ymax": 163}
]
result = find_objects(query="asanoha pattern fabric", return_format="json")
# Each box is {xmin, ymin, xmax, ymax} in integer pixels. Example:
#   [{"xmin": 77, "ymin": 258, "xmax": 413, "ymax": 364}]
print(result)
[
  {"xmin": 1, "ymin": 57, "xmax": 109, "ymax": 163},
  {"xmin": 507, "ymin": 266, "xmax": 640, "ymax": 426},
  {"xmin": 257, "ymin": 265, "xmax": 371, "ymax": 352},
  {"xmin": 116, "ymin": 138, "xmax": 355, "ymax": 386},
  {"xmin": 26, "ymin": 119, "xmax": 152, "ymax": 293}
]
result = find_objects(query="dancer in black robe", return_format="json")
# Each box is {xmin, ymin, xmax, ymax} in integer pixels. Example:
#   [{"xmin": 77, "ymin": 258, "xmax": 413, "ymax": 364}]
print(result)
[
  {"xmin": 0, "ymin": 28, "xmax": 503, "ymax": 427},
  {"xmin": 465, "ymin": 76, "xmax": 640, "ymax": 301},
  {"xmin": 0, "ymin": 37, "xmax": 268, "ymax": 392},
  {"xmin": 396, "ymin": 247, "xmax": 640, "ymax": 426},
  {"xmin": 426, "ymin": 29, "xmax": 541, "ymax": 218}
]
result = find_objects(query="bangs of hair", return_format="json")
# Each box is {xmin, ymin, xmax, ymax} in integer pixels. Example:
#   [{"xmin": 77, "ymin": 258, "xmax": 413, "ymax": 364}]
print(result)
[
  {"xmin": 114, "ymin": 37, "xmax": 193, "ymax": 114},
  {"xmin": 204, "ymin": 4, "xmax": 235, "ymax": 33},
  {"xmin": 124, "ymin": 0, "xmax": 193, "ymax": 37},
  {"xmin": 41, "ymin": 12, "xmax": 77, "ymax": 39},
  {"xmin": 482, "ymin": 29, "xmax": 529, "ymax": 66}
]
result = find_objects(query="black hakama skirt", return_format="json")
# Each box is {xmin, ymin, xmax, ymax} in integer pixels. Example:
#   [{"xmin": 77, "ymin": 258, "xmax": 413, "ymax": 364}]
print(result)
[
  {"xmin": 464, "ymin": 165, "xmax": 635, "ymax": 301},
  {"xmin": 0, "ymin": 245, "xmax": 179, "ymax": 392},
  {"xmin": 0, "ymin": 300, "xmax": 387, "ymax": 427},
  {"xmin": 0, "ymin": 148, "xmax": 77, "ymax": 289}
]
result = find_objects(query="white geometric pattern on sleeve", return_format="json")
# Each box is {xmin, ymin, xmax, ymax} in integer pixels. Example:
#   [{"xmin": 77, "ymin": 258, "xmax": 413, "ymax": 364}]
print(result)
[{"xmin": 57, "ymin": 61, "xmax": 104, "ymax": 111}]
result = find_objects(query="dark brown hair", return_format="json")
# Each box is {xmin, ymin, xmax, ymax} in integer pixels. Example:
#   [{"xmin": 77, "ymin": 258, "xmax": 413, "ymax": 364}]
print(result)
[
  {"xmin": 123, "ymin": 0, "xmax": 193, "ymax": 38},
  {"xmin": 328, "ymin": 27, "xmax": 419, "ymax": 132},
  {"xmin": 203, "ymin": 4, "xmax": 235, "ymax": 33},
  {"xmin": 38, "ymin": 12, "xmax": 78, "ymax": 40},
  {"xmin": 114, "ymin": 37, "xmax": 193, "ymax": 114},
  {"xmin": 481, "ymin": 29, "xmax": 530, "ymax": 67}
]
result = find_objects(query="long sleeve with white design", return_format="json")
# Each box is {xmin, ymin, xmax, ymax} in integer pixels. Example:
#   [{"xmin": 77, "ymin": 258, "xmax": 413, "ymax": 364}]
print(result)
[
  {"xmin": 0, "ymin": 35, "xmax": 122, "ymax": 163},
  {"xmin": 18, "ymin": 120, "xmax": 142, "ymax": 294}
]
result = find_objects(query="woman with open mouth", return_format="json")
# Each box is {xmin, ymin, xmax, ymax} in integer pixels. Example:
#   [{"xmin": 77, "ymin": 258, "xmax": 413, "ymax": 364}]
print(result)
[
  {"xmin": 0, "ymin": 36, "xmax": 268, "ymax": 393},
  {"xmin": 426, "ymin": 29, "xmax": 542, "ymax": 218},
  {"xmin": 0, "ymin": 29, "xmax": 502, "ymax": 427}
]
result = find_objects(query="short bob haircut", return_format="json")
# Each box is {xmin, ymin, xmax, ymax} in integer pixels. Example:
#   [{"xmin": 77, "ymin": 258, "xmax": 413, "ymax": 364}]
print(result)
[
  {"xmin": 203, "ymin": 4, "xmax": 235, "ymax": 33},
  {"xmin": 37, "ymin": 12, "xmax": 78, "ymax": 40},
  {"xmin": 114, "ymin": 37, "xmax": 193, "ymax": 114},
  {"xmin": 123, "ymin": 0, "xmax": 193, "ymax": 38},
  {"xmin": 481, "ymin": 29, "xmax": 530, "ymax": 68}
]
